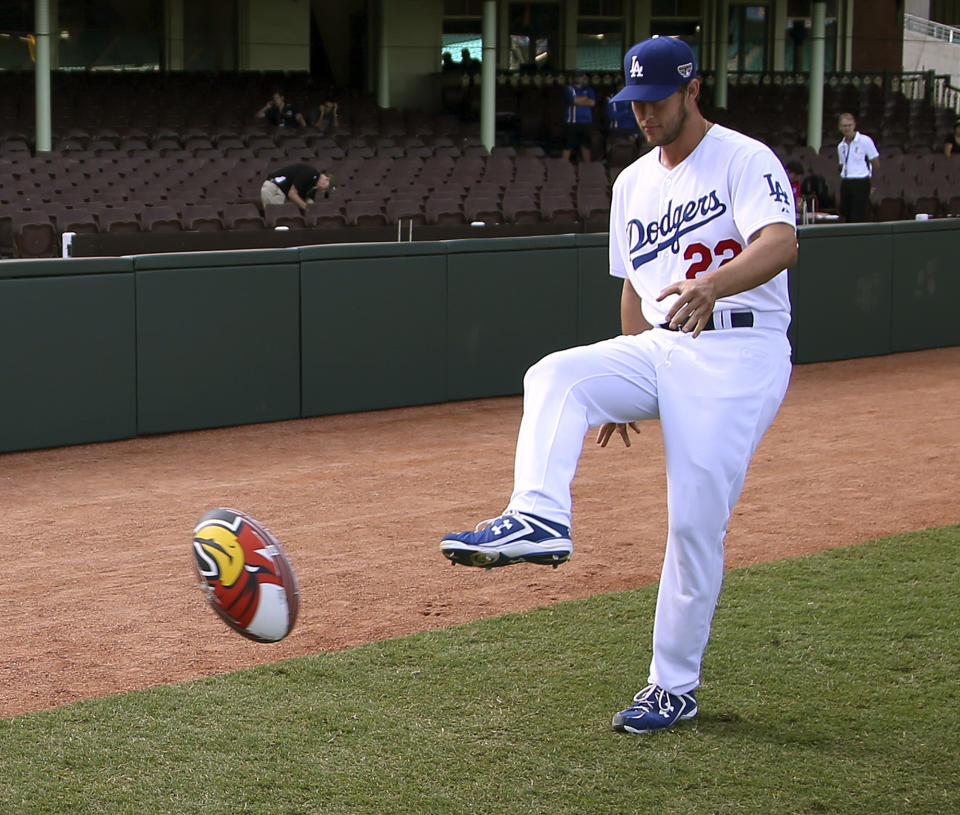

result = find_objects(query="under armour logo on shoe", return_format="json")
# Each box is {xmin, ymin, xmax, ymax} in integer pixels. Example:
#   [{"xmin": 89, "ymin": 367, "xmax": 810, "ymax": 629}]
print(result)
[{"xmin": 491, "ymin": 519, "xmax": 514, "ymax": 535}]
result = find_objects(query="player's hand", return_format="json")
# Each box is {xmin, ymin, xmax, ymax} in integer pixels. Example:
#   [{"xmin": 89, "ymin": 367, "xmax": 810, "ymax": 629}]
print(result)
[
  {"xmin": 596, "ymin": 422, "xmax": 641, "ymax": 447},
  {"xmin": 657, "ymin": 276, "xmax": 719, "ymax": 338}
]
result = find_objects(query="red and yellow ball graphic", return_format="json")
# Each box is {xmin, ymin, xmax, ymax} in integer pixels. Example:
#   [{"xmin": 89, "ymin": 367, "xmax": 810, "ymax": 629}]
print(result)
[{"xmin": 192, "ymin": 508, "xmax": 299, "ymax": 643}]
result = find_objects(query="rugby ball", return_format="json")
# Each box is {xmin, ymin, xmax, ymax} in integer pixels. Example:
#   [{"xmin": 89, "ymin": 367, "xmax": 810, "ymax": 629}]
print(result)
[{"xmin": 192, "ymin": 508, "xmax": 300, "ymax": 643}]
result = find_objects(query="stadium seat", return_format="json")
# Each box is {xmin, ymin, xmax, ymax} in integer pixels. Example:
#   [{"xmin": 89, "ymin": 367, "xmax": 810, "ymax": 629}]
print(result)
[
  {"xmin": 876, "ymin": 196, "xmax": 907, "ymax": 221},
  {"xmin": 304, "ymin": 200, "xmax": 348, "ymax": 228},
  {"xmin": 385, "ymin": 197, "xmax": 426, "ymax": 225},
  {"xmin": 98, "ymin": 208, "xmax": 142, "ymax": 233},
  {"xmin": 12, "ymin": 212, "xmax": 58, "ymax": 257},
  {"xmin": 222, "ymin": 204, "xmax": 265, "ymax": 230},
  {"xmin": 179, "ymin": 205, "xmax": 224, "ymax": 231},
  {"xmin": 264, "ymin": 203, "xmax": 307, "ymax": 229},
  {"xmin": 501, "ymin": 192, "xmax": 541, "ymax": 224},
  {"xmin": 424, "ymin": 197, "xmax": 465, "ymax": 225},
  {"xmin": 912, "ymin": 195, "xmax": 941, "ymax": 218},
  {"xmin": 463, "ymin": 195, "xmax": 501, "ymax": 224},
  {"xmin": 141, "ymin": 206, "xmax": 183, "ymax": 232},
  {"xmin": 49, "ymin": 206, "xmax": 100, "ymax": 235},
  {"xmin": 539, "ymin": 194, "xmax": 579, "ymax": 223},
  {"xmin": 345, "ymin": 199, "xmax": 388, "ymax": 226}
]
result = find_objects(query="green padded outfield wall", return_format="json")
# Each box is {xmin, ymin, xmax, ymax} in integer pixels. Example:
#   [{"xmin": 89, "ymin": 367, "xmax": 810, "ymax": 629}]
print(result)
[
  {"xmin": 1, "ymin": 222, "xmax": 957, "ymax": 454},
  {"xmin": 576, "ymin": 233, "xmax": 623, "ymax": 345},
  {"xmin": 445, "ymin": 235, "xmax": 581, "ymax": 401},
  {"xmin": 890, "ymin": 219, "xmax": 960, "ymax": 352},
  {"xmin": 791, "ymin": 223, "xmax": 894, "ymax": 363},
  {"xmin": 299, "ymin": 242, "xmax": 448, "ymax": 416},
  {"xmin": 0, "ymin": 258, "xmax": 136, "ymax": 453},
  {"xmin": 134, "ymin": 249, "xmax": 301, "ymax": 435}
]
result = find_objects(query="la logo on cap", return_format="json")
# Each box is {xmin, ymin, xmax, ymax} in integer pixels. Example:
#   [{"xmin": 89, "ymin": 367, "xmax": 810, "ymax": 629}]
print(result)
[{"xmin": 629, "ymin": 55, "xmax": 643, "ymax": 78}]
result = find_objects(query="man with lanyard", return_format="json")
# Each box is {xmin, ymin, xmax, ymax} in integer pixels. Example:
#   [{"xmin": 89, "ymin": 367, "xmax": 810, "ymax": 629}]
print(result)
[{"xmin": 837, "ymin": 112, "xmax": 879, "ymax": 222}]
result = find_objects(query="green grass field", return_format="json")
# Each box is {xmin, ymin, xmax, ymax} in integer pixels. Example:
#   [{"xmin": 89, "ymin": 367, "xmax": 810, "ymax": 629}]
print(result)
[{"xmin": 2, "ymin": 525, "xmax": 957, "ymax": 815}]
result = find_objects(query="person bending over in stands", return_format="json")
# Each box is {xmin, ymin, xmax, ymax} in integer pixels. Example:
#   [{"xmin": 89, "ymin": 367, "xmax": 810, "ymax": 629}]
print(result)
[{"xmin": 260, "ymin": 164, "xmax": 334, "ymax": 213}]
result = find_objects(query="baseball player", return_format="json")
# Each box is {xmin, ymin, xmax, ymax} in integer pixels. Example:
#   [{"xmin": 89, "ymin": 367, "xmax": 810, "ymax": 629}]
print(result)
[{"xmin": 441, "ymin": 36, "xmax": 798, "ymax": 735}]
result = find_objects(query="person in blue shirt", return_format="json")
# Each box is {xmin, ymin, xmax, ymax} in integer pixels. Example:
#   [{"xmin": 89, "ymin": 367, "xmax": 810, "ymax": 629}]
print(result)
[
  {"xmin": 606, "ymin": 97, "xmax": 637, "ymax": 135},
  {"xmin": 561, "ymin": 70, "xmax": 596, "ymax": 162}
]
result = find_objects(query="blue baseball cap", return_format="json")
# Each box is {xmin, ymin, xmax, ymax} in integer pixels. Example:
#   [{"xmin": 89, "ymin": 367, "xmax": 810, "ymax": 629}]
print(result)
[{"xmin": 610, "ymin": 37, "xmax": 698, "ymax": 103}]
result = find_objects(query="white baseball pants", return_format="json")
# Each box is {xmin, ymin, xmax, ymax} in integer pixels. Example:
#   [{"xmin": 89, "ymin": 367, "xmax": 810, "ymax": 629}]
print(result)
[{"xmin": 506, "ymin": 325, "xmax": 792, "ymax": 695}]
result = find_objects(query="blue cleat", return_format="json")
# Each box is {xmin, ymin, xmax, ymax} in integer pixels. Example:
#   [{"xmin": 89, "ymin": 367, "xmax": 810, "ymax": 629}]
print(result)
[
  {"xmin": 440, "ymin": 510, "xmax": 573, "ymax": 569},
  {"xmin": 612, "ymin": 684, "xmax": 698, "ymax": 734}
]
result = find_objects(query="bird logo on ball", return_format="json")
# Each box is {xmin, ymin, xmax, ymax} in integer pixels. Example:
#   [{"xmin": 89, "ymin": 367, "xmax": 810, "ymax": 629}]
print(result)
[{"xmin": 192, "ymin": 508, "xmax": 298, "ymax": 642}]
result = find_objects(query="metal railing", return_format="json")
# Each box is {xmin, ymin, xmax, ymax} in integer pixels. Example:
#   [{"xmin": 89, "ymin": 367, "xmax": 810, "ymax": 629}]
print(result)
[{"xmin": 904, "ymin": 12, "xmax": 960, "ymax": 45}]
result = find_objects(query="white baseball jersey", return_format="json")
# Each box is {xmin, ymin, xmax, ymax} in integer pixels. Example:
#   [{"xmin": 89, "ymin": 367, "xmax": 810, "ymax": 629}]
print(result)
[
  {"xmin": 609, "ymin": 124, "xmax": 795, "ymax": 329},
  {"xmin": 837, "ymin": 131, "xmax": 879, "ymax": 178}
]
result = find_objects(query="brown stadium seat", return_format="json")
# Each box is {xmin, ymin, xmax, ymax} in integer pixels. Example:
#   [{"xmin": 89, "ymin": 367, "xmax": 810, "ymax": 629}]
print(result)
[
  {"xmin": 150, "ymin": 136, "xmax": 182, "ymax": 152},
  {"xmin": 912, "ymin": 195, "xmax": 941, "ymax": 219},
  {"xmin": 876, "ymin": 196, "xmax": 907, "ymax": 221},
  {"xmin": 12, "ymin": 212, "xmax": 58, "ymax": 257},
  {"xmin": 385, "ymin": 196, "xmax": 426, "ymax": 225},
  {"xmin": 427, "ymin": 180, "xmax": 468, "ymax": 200},
  {"xmin": 141, "ymin": 206, "xmax": 183, "ymax": 232},
  {"xmin": 539, "ymin": 194, "xmax": 579, "ymax": 223},
  {"xmin": 577, "ymin": 192, "xmax": 611, "ymax": 223},
  {"xmin": 98, "ymin": 207, "xmax": 142, "ymax": 233},
  {"xmin": 49, "ymin": 206, "xmax": 100, "ymax": 235},
  {"xmin": 424, "ymin": 197, "xmax": 465, "ymax": 225},
  {"xmin": 501, "ymin": 192, "xmax": 541, "ymax": 224},
  {"xmin": 345, "ymin": 199, "xmax": 388, "ymax": 226},
  {"xmin": 214, "ymin": 135, "xmax": 246, "ymax": 152},
  {"xmin": 221, "ymin": 203, "xmax": 265, "ymax": 230},
  {"xmin": 179, "ymin": 205, "xmax": 224, "ymax": 231},
  {"xmin": 345, "ymin": 144, "xmax": 376, "ymax": 160},
  {"xmin": 462, "ymin": 195, "xmax": 502, "ymax": 224},
  {"xmin": 304, "ymin": 200, "xmax": 347, "ymax": 228},
  {"xmin": 264, "ymin": 203, "xmax": 307, "ymax": 229},
  {"xmin": 375, "ymin": 145, "xmax": 406, "ymax": 159}
]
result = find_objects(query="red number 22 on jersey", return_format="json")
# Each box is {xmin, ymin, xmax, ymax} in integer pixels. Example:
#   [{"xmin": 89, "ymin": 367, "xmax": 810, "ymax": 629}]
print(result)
[{"xmin": 683, "ymin": 239, "xmax": 743, "ymax": 278}]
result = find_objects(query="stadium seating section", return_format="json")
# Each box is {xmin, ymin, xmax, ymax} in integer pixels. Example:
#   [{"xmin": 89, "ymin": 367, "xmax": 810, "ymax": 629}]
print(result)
[{"xmin": 1, "ymin": 71, "xmax": 958, "ymax": 257}]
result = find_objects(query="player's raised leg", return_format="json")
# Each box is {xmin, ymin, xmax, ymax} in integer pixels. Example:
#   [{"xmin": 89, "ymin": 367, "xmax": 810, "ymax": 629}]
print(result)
[{"xmin": 440, "ymin": 334, "xmax": 661, "ymax": 568}]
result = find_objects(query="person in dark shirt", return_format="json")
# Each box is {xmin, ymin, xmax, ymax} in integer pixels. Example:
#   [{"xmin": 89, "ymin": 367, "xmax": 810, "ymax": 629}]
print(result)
[
  {"xmin": 307, "ymin": 99, "xmax": 340, "ymax": 134},
  {"xmin": 255, "ymin": 91, "xmax": 306, "ymax": 129},
  {"xmin": 260, "ymin": 164, "xmax": 334, "ymax": 212}
]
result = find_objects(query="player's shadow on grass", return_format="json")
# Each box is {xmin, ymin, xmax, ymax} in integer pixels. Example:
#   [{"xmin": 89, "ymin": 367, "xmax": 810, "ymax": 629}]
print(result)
[{"xmin": 692, "ymin": 710, "xmax": 833, "ymax": 747}]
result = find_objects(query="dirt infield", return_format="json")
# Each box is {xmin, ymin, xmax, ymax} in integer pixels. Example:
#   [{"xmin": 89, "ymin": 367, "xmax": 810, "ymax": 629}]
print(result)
[{"xmin": 2, "ymin": 347, "xmax": 957, "ymax": 719}]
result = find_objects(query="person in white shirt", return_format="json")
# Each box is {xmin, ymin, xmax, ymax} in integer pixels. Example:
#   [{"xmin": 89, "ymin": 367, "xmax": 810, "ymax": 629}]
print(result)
[{"xmin": 837, "ymin": 112, "xmax": 879, "ymax": 222}]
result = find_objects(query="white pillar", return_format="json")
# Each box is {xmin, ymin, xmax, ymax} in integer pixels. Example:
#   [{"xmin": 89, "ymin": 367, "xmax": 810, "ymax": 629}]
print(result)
[
  {"xmin": 564, "ymin": 0, "xmax": 578, "ymax": 70},
  {"xmin": 631, "ymin": 0, "xmax": 651, "ymax": 45},
  {"xmin": 377, "ymin": 0, "xmax": 390, "ymax": 108},
  {"xmin": 715, "ymin": 0, "xmax": 729, "ymax": 109},
  {"xmin": 480, "ymin": 0, "xmax": 496, "ymax": 152},
  {"xmin": 772, "ymin": 0, "xmax": 787, "ymax": 71},
  {"xmin": 843, "ymin": 0, "xmax": 854, "ymax": 71},
  {"xmin": 35, "ymin": 0, "xmax": 52, "ymax": 153},
  {"xmin": 165, "ymin": 0, "xmax": 185, "ymax": 71},
  {"xmin": 807, "ymin": 0, "xmax": 826, "ymax": 153}
]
